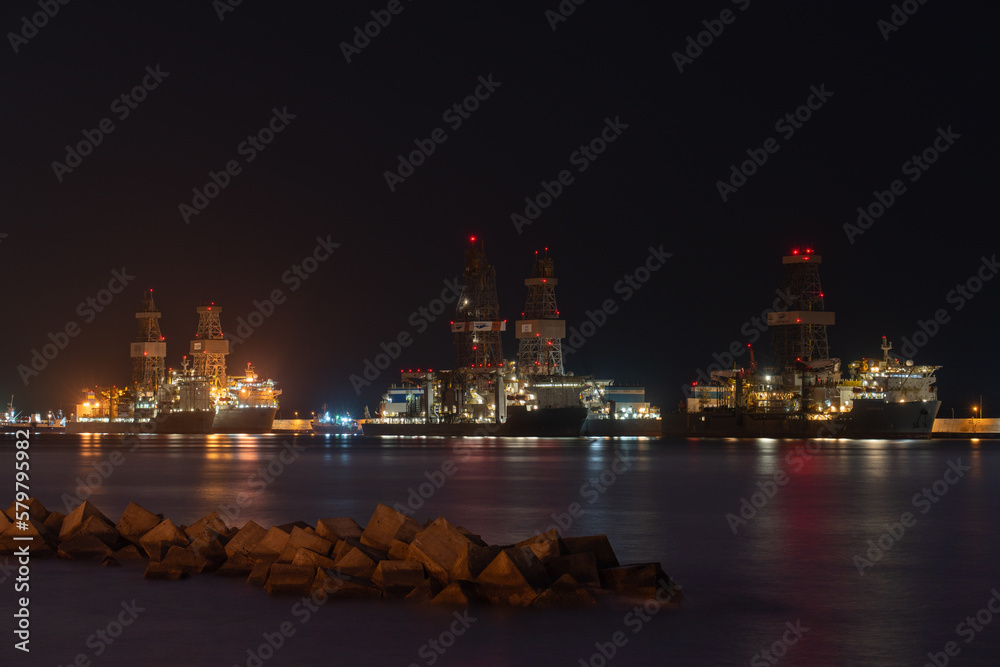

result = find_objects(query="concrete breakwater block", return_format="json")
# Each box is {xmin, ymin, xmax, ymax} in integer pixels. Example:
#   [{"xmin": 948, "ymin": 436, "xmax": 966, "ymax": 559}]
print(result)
[
  {"xmin": 0, "ymin": 498, "xmax": 684, "ymax": 610},
  {"xmin": 316, "ymin": 516, "xmax": 362, "ymax": 542},
  {"xmin": 116, "ymin": 502, "xmax": 161, "ymax": 544},
  {"xmin": 58, "ymin": 533, "xmax": 113, "ymax": 560},
  {"xmin": 361, "ymin": 503, "xmax": 422, "ymax": 552},
  {"xmin": 475, "ymin": 546, "xmax": 551, "ymax": 607},
  {"xmin": 224, "ymin": 521, "xmax": 267, "ymax": 559},
  {"xmin": 140, "ymin": 519, "xmax": 189, "ymax": 561}
]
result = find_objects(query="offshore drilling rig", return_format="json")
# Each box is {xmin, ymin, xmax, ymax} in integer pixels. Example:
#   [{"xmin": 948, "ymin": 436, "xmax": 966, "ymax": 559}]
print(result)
[{"xmin": 515, "ymin": 249, "xmax": 565, "ymax": 377}]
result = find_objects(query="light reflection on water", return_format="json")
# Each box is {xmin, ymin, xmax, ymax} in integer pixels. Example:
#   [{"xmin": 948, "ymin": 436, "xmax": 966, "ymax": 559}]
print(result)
[{"xmin": 3, "ymin": 434, "xmax": 999, "ymax": 666}]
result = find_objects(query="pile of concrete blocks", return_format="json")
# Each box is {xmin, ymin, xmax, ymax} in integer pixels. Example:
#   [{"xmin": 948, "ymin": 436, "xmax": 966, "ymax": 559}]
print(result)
[{"xmin": 0, "ymin": 499, "xmax": 684, "ymax": 609}]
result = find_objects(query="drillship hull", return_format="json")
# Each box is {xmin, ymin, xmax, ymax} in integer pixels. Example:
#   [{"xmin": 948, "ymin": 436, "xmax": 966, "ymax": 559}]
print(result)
[
  {"xmin": 361, "ymin": 406, "xmax": 588, "ymax": 437},
  {"xmin": 661, "ymin": 400, "xmax": 941, "ymax": 439},
  {"xmin": 502, "ymin": 406, "xmax": 588, "ymax": 437},
  {"xmin": 213, "ymin": 406, "xmax": 277, "ymax": 434},
  {"xmin": 65, "ymin": 409, "xmax": 216, "ymax": 434},
  {"xmin": 581, "ymin": 416, "xmax": 662, "ymax": 437},
  {"xmin": 835, "ymin": 399, "xmax": 940, "ymax": 439}
]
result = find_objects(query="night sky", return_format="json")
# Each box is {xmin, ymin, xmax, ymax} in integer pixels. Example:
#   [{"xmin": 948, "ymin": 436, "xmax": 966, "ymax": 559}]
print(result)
[{"xmin": 2, "ymin": 1, "xmax": 995, "ymax": 419}]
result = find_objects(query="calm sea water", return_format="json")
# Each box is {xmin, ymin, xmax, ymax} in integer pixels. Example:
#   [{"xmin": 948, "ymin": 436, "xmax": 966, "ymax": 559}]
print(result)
[{"xmin": 1, "ymin": 434, "xmax": 998, "ymax": 666}]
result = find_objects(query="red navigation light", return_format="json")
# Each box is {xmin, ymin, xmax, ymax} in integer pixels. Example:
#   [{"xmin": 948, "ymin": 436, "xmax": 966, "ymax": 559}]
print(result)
[
  {"xmin": 747, "ymin": 344, "xmax": 751, "ymax": 348},
  {"xmin": 692, "ymin": 382, "xmax": 697, "ymax": 386},
  {"xmin": 796, "ymin": 318, "xmax": 801, "ymax": 322},
  {"xmin": 428, "ymin": 368, "xmax": 432, "ymax": 372},
  {"xmin": 806, "ymin": 248, "xmax": 813, "ymax": 254},
  {"xmin": 803, "ymin": 256, "xmax": 809, "ymax": 260},
  {"xmin": 470, "ymin": 236, "xmax": 476, "ymax": 242},
  {"xmin": 534, "ymin": 250, "xmax": 538, "ymax": 255},
  {"xmin": 819, "ymin": 293, "xmax": 824, "ymax": 298},
  {"xmin": 792, "ymin": 249, "xmax": 799, "ymax": 255},
  {"xmin": 542, "ymin": 279, "xmax": 547, "ymax": 283},
  {"xmin": 544, "ymin": 247, "xmax": 548, "ymax": 252}
]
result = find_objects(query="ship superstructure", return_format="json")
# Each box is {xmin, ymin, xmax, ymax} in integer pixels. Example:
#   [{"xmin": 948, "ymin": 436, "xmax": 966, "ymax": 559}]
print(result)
[
  {"xmin": 68, "ymin": 293, "xmax": 216, "ymax": 433},
  {"xmin": 364, "ymin": 240, "xmax": 589, "ymax": 436},
  {"xmin": 666, "ymin": 248, "xmax": 941, "ymax": 438},
  {"xmin": 516, "ymin": 250, "xmax": 565, "ymax": 377},
  {"xmin": 581, "ymin": 381, "xmax": 661, "ymax": 436},
  {"xmin": 189, "ymin": 304, "xmax": 280, "ymax": 433}
]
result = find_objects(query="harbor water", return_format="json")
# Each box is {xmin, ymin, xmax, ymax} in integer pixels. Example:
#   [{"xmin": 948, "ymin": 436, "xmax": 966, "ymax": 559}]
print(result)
[{"xmin": 2, "ymin": 434, "xmax": 999, "ymax": 666}]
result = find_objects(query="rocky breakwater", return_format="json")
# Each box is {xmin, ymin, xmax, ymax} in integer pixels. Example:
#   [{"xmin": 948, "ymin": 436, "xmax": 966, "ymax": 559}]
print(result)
[{"xmin": 0, "ymin": 499, "xmax": 684, "ymax": 609}]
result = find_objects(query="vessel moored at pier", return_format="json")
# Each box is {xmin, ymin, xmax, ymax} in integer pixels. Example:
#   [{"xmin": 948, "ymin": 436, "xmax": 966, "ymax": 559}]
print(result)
[{"xmin": 663, "ymin": 249, "xmax": 941, "ymax": 439}]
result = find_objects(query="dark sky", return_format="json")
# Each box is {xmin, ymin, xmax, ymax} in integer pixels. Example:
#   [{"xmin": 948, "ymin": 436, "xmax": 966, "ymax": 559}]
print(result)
[{"xmin": 2, "ymin": 1, "xmax": 995, "ymax": 418}]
